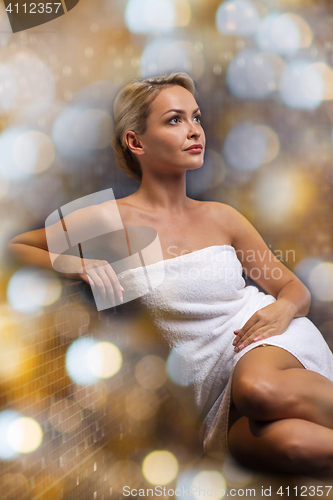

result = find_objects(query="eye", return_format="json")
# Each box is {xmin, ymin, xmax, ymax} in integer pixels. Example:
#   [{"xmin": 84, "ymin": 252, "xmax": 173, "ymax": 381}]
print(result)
[
  {"xmin": 194, "ymin": 114, "xmax": 201, "ymax": 123},
  {"xmin": 169, "ymin": 116, "xmax": 180, "ymax": 124}
]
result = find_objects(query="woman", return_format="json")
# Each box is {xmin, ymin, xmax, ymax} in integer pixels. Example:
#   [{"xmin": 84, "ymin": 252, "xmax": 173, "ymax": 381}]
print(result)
[{"xmin": 7, "ymin": 72, "xmax": 333, "ymax": 478}]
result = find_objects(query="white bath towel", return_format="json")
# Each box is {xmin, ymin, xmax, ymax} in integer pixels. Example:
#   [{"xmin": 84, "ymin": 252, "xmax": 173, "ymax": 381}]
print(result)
[{"xmin": 117, "ymin": 245, "xmax": 333, "ymax": 460}]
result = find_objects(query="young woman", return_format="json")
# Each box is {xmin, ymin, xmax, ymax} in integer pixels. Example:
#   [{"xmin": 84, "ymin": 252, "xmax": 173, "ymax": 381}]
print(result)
[{"xmin": 7, "ymin": 72, "xmax": 333, "ymax": 478}]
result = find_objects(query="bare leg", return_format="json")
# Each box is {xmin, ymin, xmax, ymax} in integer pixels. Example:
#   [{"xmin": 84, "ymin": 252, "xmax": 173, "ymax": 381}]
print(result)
[
  {"xmin": 232, "ymin": 345, "xmax": 333, "ymax": 428},
  {"xmin": 228, "ymin": 411, "xmax": 333, "ymax": 479},
  {"xmin": 227, "ymin": 345, "xmax": 333, "ymax": 478}
]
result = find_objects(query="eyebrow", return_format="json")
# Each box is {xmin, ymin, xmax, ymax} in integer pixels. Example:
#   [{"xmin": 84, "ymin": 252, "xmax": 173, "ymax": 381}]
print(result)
[{"xmin": 161, "ymin": 107, "xmax": 201, "ymax": 117}]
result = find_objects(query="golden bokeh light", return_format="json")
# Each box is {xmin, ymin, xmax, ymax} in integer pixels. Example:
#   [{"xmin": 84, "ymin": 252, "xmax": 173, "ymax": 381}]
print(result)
[
  {"xmin": 0, "ymin": 317, "xmax": 23, "ymax": 380},
  {"xmin": 192, "ymin": 471, "xmax": 226, "ymax": 500},
  {"xmin": 256, "ymin": 125, "xmax": 280, "ymax": 164},
  {"xmin": 309, "ymin": 262, "xmax": 333, "ymax": 301},
  {"xmin": 7, "ymin": 268, "xmax": 62, "ymax": 313},
  {"xmin": 125, "ymin": 386, "xmax": 160, "ymax": 421},
  {"xmin": 13, "ymin": 130, "xmax": 55, "ymax": 174},
  {"xmin": 254, "ymin": 168, "xmax": 316, "ymax": 225},
  {"xmin": 0, "ymin": 338, "xmax": 23, "ymax": 380},
  {"xmin": 308, "ymin": 63, "xmax": 333, "ymax": 101},
  {"xmin": 7, "ymin": 417, "xmax": 43, "ymax": 454},
  {"xmin": 142, "ymin": 450, "xmax": 178, "ymax": 485},
  {"xmin": 282, "ymin": 13, "xmax": 313, "ymax": 48},
  {"xmin": 0, "ymin": 48, "xmax": 55, "ymax": 112},
  {"xmin": 175, "ymin": 0, "xmax": 191, "ymax": 26},
  {"xmin": 135, "ymin": 355, "xmax": 167, "ymax": 389},
  {"xmin": 87, "ymin": 341, "xmax": 122, "ymax": 379}
]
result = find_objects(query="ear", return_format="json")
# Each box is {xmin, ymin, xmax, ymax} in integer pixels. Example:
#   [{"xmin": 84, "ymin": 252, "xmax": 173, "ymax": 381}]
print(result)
[{"xmin": 125, "ymin": 131, "xmax": 145, "ymax": 157}]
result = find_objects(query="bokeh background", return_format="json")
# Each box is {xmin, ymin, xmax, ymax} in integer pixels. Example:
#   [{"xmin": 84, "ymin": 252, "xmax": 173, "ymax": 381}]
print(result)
[{"xmin": 0, "ymin": 0, "xmax": 333, "ymax": 498}]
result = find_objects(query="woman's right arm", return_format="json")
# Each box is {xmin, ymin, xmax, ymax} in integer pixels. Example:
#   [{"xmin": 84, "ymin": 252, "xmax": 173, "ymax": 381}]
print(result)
[
  {"xmin": 6, "ymin": 204, "xmax": 125, "ymax": 304},
  {"xmin": 7, "ymin": 227, "xmax": 82, "ymax": 277}
]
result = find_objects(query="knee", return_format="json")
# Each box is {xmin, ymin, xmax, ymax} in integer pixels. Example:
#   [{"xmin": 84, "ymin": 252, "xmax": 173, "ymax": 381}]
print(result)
[
  {"xmin": 232, "ymin": 375, "xmax": 282, "ymax": 418},
  {"xmin": 281, "ymin": 434, "xmax": 308, "ymax": 465},
  {"xmin": 229, "ymin": 430, "xmax": 308, "ymax": 472},
  {"xmin": 278, "ymin": 431, "xmax": 320, "ymax": 472},
  {"xmin": 229, "ymin": 420, "xmax": 330, "ymax": 477}
]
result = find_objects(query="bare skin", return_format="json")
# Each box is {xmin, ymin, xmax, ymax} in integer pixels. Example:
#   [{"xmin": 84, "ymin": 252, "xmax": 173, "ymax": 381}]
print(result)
[
  {"xmin": 228, "ymin": 345, "xmax": 333, "ymax": 479},
  {"xmin": 6, "ymin": 84, "xmax": 333, "ymax": 477}
]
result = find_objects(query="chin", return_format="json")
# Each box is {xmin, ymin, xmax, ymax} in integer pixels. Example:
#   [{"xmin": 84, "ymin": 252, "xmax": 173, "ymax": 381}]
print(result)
[{"xmin": 187, "ymin": 159, "xmax": 204, "ymax": 170}]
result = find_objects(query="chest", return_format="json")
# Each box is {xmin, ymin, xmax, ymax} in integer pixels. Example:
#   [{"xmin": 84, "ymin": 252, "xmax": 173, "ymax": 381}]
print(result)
[{"xmin": 120, "ymin": 210, "xmax": 230, "ymax": 261}]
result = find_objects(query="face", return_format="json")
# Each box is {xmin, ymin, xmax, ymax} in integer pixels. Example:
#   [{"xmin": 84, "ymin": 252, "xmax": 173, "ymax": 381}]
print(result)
[{"xmin": 126, "ymin": 85, "xmax": 206, "ymax": 175}]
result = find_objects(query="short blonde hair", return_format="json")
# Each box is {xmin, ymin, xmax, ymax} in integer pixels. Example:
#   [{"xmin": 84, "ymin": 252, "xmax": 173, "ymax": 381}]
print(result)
[{"xmin": 111, "ymin": 72, "xmax": 196, "ymax": 182}]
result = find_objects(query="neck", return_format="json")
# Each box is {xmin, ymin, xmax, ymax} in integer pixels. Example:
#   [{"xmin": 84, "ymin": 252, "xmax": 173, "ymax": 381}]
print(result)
[{"xmin": 132, "ymin": 171, "xmax": 192, "ymax": 215}]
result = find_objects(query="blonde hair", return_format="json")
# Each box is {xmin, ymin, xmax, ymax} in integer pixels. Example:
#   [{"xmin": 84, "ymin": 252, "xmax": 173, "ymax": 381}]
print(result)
[{"xmin": 111, "ymin": 72, "xmax": 196, "ymax": 182}]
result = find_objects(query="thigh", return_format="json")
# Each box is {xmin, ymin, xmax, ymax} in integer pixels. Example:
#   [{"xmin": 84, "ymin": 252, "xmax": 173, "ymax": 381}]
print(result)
[
  {"xmin": 228, "ymin": 414, "xmax": 293, "ymax": 473},
  {"xmin": 229, "ymin": 345, "xmax": 306, "ymax": 427},
  {"xmin": 228, "ymin": 414, "xmax": 333, "ymax": 477},
  {"xmin": 233, "ymin": 344, "xmax": 305, "ymax": 380}
]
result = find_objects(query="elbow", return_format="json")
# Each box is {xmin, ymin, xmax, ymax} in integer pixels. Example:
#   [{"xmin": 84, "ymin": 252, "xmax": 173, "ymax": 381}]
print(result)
[
  {"xmin": 5, "ymin": 241, "xmax": 15, "ymax": 255},
  {"xmin": 6, "ymin": 236, "xmax": 20, "ymax": 249},
  {"xmin": 5, "ymin": 243, "xmax": 19, "ymax": 264},
  {"xmin": 296, "ymin": 279, "xmax": 311, "ymax": 316},
  {"xmin": 6, "ymin": 240, "xmax": 20, "ymax": 254},
  {"xmin": 2, "ymin": 242, "xmax": 19, "ymax": 268},
  {"xmin": 304, "ymin": 283, "xmax": 312, "ymax": 314}
]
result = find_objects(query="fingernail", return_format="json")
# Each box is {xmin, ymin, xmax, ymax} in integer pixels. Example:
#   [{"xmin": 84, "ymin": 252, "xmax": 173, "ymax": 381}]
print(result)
[
  {"xmin": 119, "ymin": 296, "xmax": 123, "ymax": 303},
  {"xmin": 238, "ymin": 344, "xmax": 244, "ymax": 351},
  {"xmin": 120, "ymin": 286, "xmax": 125, "ymax": 292},
  {"xmin": 232, "ymin": 340, "xmax": 237, "ymax": 346},
  {"xmin": 234, "ymin": 347, "xmax": 239, "ymax": 353}
]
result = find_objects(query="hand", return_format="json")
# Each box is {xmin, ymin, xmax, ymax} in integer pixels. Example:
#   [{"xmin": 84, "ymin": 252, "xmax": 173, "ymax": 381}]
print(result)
[
  {"xmin": 67, "ymin": 258, "xmax": 125, "ymax": 307},
  {"xmin": 232, "ymin": 300, "xmax": 295, "ymax": 353}
]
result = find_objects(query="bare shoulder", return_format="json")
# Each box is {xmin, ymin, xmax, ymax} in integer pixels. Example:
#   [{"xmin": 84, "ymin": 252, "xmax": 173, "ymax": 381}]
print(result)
[
  {"xmin": 199, "ymin": 201, "xmax": 256, "ymax": 244},
  {"xmin": 200, "ymin": 200, "xmax": 244, "ymax": 224}
]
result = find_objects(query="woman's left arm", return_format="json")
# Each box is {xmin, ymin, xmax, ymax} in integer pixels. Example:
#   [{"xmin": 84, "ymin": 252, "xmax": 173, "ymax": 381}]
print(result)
[{"xmin": 216, "ymin": 204, "xmax": 312, "ymax": 353}]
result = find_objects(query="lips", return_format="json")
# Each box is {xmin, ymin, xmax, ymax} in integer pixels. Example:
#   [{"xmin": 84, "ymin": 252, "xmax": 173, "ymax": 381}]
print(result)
[{"xmin": 185, "ymin": 144, "xmax": 203, "ymax": 152}]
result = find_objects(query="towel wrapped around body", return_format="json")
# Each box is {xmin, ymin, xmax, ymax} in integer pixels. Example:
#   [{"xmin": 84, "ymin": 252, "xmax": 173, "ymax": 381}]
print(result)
[{"xmin": 117, "ymin": 245, "xmax": 333, "ymax": 460}]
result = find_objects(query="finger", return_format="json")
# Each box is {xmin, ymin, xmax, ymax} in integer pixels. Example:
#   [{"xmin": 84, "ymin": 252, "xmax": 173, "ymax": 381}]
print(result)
[
  {"xmin": 82, "ymin": 273, "xmax": 94, "ymax": 288},
  {"xmin": 234, "ymin": 327, "xmax": 273, "ymax": 352},
  {"xmin": 102, "ymin": 269, "xmax": 117, "ymax": 306},
  {"xmin": 233, "ymin": 315, "xmax": 260, "ymax": 338},
  {"xmin": 236, "ymin": 313, "xmax": 274, "ymax": 343},
  {"xmin": 94, "ymin": 267, "xmax": 117, "ymax": 306},
  {"xmin": 88, "ymin": 269, "xmax": 107, "ymax": 303},
  {"xmin": 103, "ymin": 265, "xmax": 124, "ymax": 303},
  {"xmin": 233, "ymin": 319, "xmax": 261, "ymax": 346},
  {"xmin": 233, "ymin": 321, "xmax": 266, "ymax": 349}
]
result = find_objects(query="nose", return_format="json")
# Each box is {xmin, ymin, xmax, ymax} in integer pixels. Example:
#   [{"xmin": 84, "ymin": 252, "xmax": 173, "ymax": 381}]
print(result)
[{"xmin": 187, "ymin": 120, "xmax": 201, "ymax": 139}]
